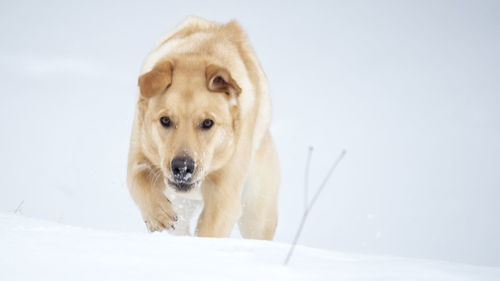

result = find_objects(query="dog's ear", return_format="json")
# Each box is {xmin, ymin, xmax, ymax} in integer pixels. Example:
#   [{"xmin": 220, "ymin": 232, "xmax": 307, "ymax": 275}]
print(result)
[
  {"xmin": 205, "ymin": 64, "xmax": 241, "ymax": 97},
  {"xmin": 138, "ymin": 60, "xmax": 173, "ymax": 98}
]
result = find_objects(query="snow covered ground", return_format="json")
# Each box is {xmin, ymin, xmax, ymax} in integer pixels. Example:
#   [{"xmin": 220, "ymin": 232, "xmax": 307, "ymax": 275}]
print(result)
[{"xmin": 1, "ymin": 213, "xmax": 498, "ymax": 281}]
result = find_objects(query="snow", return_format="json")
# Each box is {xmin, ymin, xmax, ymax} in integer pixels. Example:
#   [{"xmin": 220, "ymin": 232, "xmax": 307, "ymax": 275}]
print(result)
[{"xmin": 1, "ymin": 213, "xmax": 498, "ymax": 281}]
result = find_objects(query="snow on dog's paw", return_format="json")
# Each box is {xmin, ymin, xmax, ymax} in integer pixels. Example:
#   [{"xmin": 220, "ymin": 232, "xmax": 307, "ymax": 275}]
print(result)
[{"xmin": 141, "ymin": 194, "xmax": 178, "ymax": 232}]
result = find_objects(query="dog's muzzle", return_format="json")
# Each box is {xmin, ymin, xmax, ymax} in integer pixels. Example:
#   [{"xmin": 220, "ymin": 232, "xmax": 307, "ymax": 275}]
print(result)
[{"xmin": 169, "ymin": 156, "xmax": 196, "ymax": 192}]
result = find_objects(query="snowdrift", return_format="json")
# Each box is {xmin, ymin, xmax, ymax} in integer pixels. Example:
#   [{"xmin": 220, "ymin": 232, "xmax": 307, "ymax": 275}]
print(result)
[{"xmin": 0, "ymin": 213, "xmax": 498, "ymax": 281}]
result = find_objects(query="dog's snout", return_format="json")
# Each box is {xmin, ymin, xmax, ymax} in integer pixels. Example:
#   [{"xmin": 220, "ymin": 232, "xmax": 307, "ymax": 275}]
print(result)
[{"xmin": 171, "ymin": 156, "xmax": 195, "ymax": 181}]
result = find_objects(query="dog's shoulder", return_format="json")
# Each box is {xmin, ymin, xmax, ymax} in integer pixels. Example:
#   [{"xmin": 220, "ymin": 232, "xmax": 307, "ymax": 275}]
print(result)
[{"xmin": 152, "ymin": 17, "xmax": 217, "ymax": 50}]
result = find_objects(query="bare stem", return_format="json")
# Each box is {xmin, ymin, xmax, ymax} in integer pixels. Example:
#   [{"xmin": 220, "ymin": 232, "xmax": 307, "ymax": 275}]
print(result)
[
  {"xmin": 284, "ymin": 210, "xmax": 309, "ymax": 265},
  {"xmin": 306, "ymin": 150, "xmax": 346, "ymax": 212},
  {"xmin": 14, "ymin": 200, "xmax": 24, "ymax": 214},
  {"xmin": 284, "ymin": 149, "xmax": 346, "ymax": 265}
]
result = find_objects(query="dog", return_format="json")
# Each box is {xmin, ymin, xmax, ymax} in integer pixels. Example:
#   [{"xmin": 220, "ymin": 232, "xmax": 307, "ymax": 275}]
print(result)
[{"xmin": 127, "ymin": 17, "xmax": 280, "ymax": 239}]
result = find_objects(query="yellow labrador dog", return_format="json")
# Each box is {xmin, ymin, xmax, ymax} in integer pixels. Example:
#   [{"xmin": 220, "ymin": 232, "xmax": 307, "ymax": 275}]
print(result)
[{"xmin": 127, "ymin": 17, "xmax": 280, "ymax": 240}]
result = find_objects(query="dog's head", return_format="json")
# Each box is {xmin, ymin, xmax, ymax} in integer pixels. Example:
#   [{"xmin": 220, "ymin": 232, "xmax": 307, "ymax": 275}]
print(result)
[{"xmin": 137, "ymin": 58, "xmax": 241, "ymax": 192}]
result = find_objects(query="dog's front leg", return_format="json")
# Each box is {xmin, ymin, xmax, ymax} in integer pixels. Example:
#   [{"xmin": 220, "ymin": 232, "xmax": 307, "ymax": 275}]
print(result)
[
  {"xmin": 128, "ymin": 162, "xmax": 178, "ymax": 232},
  {"xmin": 196, "ymin": 177, "xmax": 242, "ymax": 237}
]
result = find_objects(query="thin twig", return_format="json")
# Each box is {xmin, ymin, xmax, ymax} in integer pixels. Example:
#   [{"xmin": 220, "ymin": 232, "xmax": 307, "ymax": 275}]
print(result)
[
  {"xmin": 284, "ymin": 208, "xmax": 310, "ymax": 265},
  {"xmin": 304, "ymin": 146, "xmax": 313, "ymax": 212},
  {"xmin": 284, "ymin": 149, "xmax": 346, "ymax": 265},
  {"xmin": 14, "ymin": 200, "xmax": 24, "ymax": 214},
  {"xmin": 306, "ymin": 149, "xmax": 346, "ymax": 212}
]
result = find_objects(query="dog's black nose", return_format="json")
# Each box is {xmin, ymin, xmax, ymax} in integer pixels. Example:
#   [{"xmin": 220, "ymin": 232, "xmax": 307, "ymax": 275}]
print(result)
[{"xmin": 171, "ymin": 156, "xmax": 195, "ymax": 181}]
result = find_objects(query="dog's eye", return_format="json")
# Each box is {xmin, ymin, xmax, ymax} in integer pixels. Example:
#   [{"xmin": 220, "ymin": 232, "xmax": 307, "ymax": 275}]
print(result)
[
  {"xmin": 201, "ymin": 119, "xmax": 214, "ymax": 129},
  {"xmin": 160, "ymin": 116, "xmax": 171, "ymax": 128}
]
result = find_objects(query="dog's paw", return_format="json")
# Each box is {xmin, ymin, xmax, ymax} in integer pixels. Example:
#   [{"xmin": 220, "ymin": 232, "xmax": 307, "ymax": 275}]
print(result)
[{"xmin": 141, "ymin": 194, "xmax": 178, "ymax": 232}]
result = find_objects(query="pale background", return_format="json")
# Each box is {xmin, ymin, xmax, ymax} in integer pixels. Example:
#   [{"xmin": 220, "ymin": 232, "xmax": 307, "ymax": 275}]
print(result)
[{"xmin": 0, "ymin": 0, "xmax": 498, "ymax": 267}]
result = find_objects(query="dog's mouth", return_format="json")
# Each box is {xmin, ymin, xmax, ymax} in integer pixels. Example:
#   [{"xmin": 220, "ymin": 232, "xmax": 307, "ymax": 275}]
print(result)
[{"xmin": 167, "ymin": 179, "xmax": 199, "ymax": 192}]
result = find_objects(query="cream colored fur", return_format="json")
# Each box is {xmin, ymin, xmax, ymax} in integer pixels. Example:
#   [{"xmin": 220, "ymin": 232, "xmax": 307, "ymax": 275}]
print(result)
[{"xmin": 127, "ymin": 17, "xmax": 279, "ymax": 239}]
